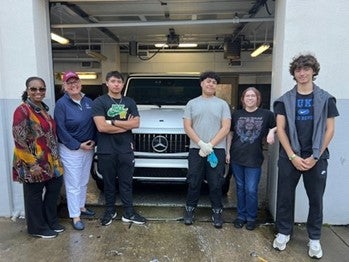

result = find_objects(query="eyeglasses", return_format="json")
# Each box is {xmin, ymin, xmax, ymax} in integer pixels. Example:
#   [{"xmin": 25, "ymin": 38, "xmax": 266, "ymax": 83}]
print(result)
[
  {"xmin": 29, "ymin": 87, "xmax": 46, "ymax": 92},
  {"xmin": 66, "ymin": 80, "xmax": 80, "ymax": 85}
]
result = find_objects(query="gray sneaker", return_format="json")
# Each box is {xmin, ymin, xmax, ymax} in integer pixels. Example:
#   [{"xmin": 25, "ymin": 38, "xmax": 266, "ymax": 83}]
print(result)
[
  {"xmin": 273, "ymin": 233, "xmax": 290, "ymax": 251},
  {"xmin": 308, "ymin": 239, "xmax": 323, "ymax": 259}
]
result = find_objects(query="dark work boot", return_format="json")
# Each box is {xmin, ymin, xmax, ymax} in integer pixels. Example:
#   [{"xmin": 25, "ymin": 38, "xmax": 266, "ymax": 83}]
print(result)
[
  {"xmin": 212, "ymin": 208, "xmax": 223, "ymax": 229},
  {"xmin": 183, "ymin": 206, "xmax": 195, "ymax": 225}
]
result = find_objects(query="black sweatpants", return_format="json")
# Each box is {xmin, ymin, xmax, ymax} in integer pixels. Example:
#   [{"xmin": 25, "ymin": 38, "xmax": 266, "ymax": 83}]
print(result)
[
  {"xmin": 185, "ymin": 148, "xmax": 226, "ymax": 209},
  {"xmin": 98, "ymin": 153, "xmax": 134, "ymax": 215},
  {"xmin": 275, "ymin": 157, "xmax": 328, "ymax": 240},
  {"xmin": 23, "ymin": 176, "xmax": 63, "ymax": 235}
]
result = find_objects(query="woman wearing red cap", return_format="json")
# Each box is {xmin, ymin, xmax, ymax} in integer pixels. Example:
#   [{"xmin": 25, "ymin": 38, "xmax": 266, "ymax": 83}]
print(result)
[{"xmin": 54, "ymin": 71, "xmax": 96, "ymax": 230}]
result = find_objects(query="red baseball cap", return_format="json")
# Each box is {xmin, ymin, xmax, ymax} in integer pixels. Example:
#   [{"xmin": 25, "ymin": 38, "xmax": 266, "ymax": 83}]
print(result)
[{"xmin": 63, "ymin": 71, "xmax": 79, "ymax": 82}]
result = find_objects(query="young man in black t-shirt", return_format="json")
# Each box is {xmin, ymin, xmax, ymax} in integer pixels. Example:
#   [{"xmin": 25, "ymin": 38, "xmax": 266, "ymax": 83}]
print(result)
[
  {"xmin": 92, "ymin": 71, "xmax": 146, "ymax": 226},
  {"xmin": 272, "ymin": 54, "xmax": 339, "ymax": 259}
]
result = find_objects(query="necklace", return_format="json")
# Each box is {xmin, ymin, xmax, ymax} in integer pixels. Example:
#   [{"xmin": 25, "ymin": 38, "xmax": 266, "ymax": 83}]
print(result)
[
  {"xmin": 109, "ymin": 95, "xmax": 123, "ymax": 105},
  {"xmin": 245, "ymin": 107, "xmax": 258, "ymax": 112}
]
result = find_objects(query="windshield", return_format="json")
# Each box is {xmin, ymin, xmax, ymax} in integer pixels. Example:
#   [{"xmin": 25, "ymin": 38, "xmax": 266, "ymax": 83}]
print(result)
[{"xmin": 125, "ymin": 77, "xmax": 201, "ymax": 105}]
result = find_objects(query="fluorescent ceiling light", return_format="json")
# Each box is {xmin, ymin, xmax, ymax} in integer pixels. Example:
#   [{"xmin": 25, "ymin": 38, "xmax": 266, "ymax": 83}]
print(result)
[
  {"xmin": 78, "ymin": 73, "xmax": 98, "ymax": 80},
  {"xmin": 178, "ymin": 43, "xmax": 198, "ymax": 48},
  {"xmin": 51, "ymin": 33, "xmax": 69, "ymax": 45},
  {"xmin": 155, "ymin": 43, "xmax": 169, "ymax": 48},
  {"xmin": 60, "ymin": 72, "xmax": 98, "ymax": 80},
  {"xmin": 85, "ymin": 50, "xmax": 107, "ymax": 61},
  {"xmin": 154, "ymin": 43, "xmax": 198, "ymax": 48},
  {"xmin": 250, "ymin": 44, "xmax": 270, "ymax": 57}
]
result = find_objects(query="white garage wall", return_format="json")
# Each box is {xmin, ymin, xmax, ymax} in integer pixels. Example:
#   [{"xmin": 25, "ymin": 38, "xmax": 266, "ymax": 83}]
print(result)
[
  {"xmin": 120, "ymin": 51, "xmax": 272, "ymax": 74},
  {"xmin": 53, "ymin": 50, "xmax": 272, "ymax": 85},
  {"xmin": 0, "ymin": 0, "xmax": 54, "ymax": 217},
  {"xmin": 53, "ymin": 50, "xmax": 273, "ymax": 89}
]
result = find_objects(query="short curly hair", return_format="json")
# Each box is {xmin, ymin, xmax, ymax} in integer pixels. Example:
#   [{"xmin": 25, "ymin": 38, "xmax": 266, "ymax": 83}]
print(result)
[
  {"xmin": 199, "ymin": 71, "xmax": 221, "ymax": 84},
  {"xmin": 289, "ymin": 54, "xmax": 320, "ymax": 81}
]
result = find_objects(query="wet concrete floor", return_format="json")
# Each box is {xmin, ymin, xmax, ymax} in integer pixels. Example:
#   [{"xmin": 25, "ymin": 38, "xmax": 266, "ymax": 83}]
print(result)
[
  {"xmin": 0, "ymin": 180, "xmax": 349, "ymax": 262},
  {"xmin": 1, "ymin": 206, "xmax": 348, "ymax": 262},
  {"xmin": 1, "ymin": 160, "xmax": 348, "ymax": 261}
]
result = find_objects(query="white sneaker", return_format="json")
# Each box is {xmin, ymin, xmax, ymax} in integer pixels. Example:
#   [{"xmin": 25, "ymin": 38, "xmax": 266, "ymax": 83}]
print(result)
[
  {"xmin": 308, "ymin": 239, "xmax": 323, "ymax": 259},
  {"xmin": 273, "ymin": 233, "xmax": 290, "ymax": 251}
]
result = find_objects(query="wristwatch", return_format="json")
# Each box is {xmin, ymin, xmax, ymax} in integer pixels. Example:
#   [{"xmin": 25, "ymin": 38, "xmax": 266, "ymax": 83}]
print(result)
[{"xmin": 289, "ymin": 154, "xmax": 296, "ymax": 161}]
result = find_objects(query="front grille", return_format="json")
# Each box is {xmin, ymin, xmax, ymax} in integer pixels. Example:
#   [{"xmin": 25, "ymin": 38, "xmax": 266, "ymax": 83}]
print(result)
[
  {"xmin": 134, "ymin": 168, "xmax": 187, "ymax": 178},
  {"xmin": 133, "ymin": 134, "xmax": 189, "ymax": 153}
]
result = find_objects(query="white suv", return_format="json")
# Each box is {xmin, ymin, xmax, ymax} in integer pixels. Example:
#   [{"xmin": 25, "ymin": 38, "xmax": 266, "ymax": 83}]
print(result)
[{"xmin": 92, "ymin": 74, "xmax": 231, "ymax": 193}]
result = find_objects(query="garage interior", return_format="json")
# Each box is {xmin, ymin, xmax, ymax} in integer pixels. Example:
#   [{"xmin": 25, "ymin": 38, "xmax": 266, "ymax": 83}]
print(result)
[
  {"xmin": 50, "ymin": 0, "xmax": 275, "ymax": 107},
  {"xmin": 49, "ymin": 0, "xmax": 275, "ymax": 208}
]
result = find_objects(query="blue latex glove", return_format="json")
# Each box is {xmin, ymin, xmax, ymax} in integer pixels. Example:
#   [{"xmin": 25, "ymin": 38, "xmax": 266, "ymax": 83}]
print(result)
[{"xmin": 207, "ymin": 151, "xmax": 218, "ymax": 168}]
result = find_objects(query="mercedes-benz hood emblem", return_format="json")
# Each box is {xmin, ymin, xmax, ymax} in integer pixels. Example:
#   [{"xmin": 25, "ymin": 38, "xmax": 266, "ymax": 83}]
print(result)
[{"xmin": 152, "ymin": 135, "xmax": 168, "ymax": 152}]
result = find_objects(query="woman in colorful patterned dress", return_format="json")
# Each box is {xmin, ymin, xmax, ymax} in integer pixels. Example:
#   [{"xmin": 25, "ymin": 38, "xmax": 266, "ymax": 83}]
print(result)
[{"xmin": 12, "ymin": 76, "xmax": 64, "ymax": 238}]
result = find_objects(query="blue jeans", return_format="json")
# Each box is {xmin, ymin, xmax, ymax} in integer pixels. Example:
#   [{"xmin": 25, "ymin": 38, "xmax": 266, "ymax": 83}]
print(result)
[{"xmin": 231, "ymin": 163, "xmax": 261, "ymax": 222}]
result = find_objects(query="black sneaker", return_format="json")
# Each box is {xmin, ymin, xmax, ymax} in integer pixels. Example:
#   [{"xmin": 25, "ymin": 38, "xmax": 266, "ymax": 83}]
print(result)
[
  {"xmin": 233, "ymin": 218, "xmax": 246, "ymax": 229},
  {"xmin": 212, "ymin": 209, "xmax": 223, "ymax": 229},
  {"xmin": 122, "ymin": 212, "xmax": 147, "ymax": 225},
  {"xmin": 81, "ymin": 208, "xmax": 95, "ymax": 216},
  {"xmin": 246, "ymin": 221, "xmax": 257, "ymax": 231},
  {"xmin": 50, "ymin": 223, "xmax": 65, "ymax": 233},
  {"xmin": 183, "ymin": 206, "xmax": 195, "ymax": 225},
  {"xmin": 31, "ymin": 229, "xmax": 58, "ymax": 239},
  {"xmin": 100, "ymin": 210, "xmax": 117, "ymax": 226}
]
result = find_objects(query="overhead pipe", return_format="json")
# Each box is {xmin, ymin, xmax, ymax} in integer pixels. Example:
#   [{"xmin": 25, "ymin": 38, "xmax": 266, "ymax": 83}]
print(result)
[
  {"xmin": 51, "ymin": 17, "xmax": 274, "ymax": 29},
  {"xmin": 53, "ymin": 57, "xmax": 100, "ymax": 62},
  {"xmin": 53, "ymin": 3, "xmax": 120, "ymax": 42},
  {"xmin": 229, "ymin": 0, "xmax": 273, "ymax": 42}
]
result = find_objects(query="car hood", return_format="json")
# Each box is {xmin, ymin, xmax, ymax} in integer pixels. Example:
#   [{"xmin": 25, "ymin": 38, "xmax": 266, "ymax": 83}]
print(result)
[{"xmin": 134, "ymin": 107, "xmax": 185, "ymax": 131}]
